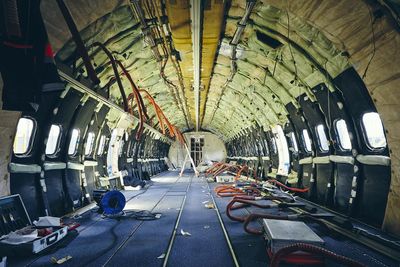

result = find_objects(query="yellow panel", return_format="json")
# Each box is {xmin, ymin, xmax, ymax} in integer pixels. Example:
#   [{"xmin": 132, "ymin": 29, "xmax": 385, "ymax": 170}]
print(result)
[
  {"xmin": 200, "ymin": 1, "xmax": 225, "ymax": 127},
  {"xmin": 165, "ymin": 0, "xmax": 196, "ymax": 125}
]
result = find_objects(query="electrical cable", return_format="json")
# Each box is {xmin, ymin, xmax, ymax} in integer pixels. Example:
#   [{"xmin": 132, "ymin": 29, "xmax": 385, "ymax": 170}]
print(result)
[
  {"xmin": 362, "ymin": 5, "xmax": 377, "ymax": 80},
  {"xmin": 91, "ymin": 42, "xmax": 129, "ymax": 111},
  {"xmin": 103, "ymin": 210, "xmax": 162, "ymax": 221},
  {"xmin": 267, "ymin": 179, "xmax": 309, "ymax": 193}
]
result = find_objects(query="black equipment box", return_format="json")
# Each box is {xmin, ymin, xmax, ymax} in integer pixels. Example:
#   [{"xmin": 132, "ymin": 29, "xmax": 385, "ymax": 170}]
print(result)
[{"xmin": 0, "ymin": 194, "xmax": 68, "ymax": 256}]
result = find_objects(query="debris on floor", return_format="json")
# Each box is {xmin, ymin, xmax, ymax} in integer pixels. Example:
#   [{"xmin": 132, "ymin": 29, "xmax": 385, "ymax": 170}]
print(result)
[
  {"xmin": 51, "ymin": 255, "xmax": 72, "ymax": 265},
  {"xmin": 180, "ymin": 229, "xmax": 191, "ymax": 236},
  {"xmin": 33, "ymin": 216, "xmax": 61, "ymax": 227},
  {"xmin": 204, "ymin": 202, "xmax": 215, "ymax": 209},
  {"xmin": 157, "ymin": 253, "xmax": 166, "ymax": 259}
]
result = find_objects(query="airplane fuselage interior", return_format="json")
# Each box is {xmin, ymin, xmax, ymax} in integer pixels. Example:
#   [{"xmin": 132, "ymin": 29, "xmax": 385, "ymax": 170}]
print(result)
[{"xmin": 1, "ymin": 0, "xmax": 400, "ymax": 266}]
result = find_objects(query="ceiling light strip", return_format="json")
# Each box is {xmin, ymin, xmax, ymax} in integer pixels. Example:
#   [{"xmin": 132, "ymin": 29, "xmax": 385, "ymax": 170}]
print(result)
[{"xmin": 190, "ymin": 0, "xmax": 201, "ymax": 131}]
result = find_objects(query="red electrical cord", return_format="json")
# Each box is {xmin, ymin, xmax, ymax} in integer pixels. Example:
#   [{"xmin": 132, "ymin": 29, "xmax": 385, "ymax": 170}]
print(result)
[
  {"xmin": 267, "ymin": 179, "xmax": 309, "ymax": 193},
  {"xmin": 138, "ymin": 89, "xmax": 166, "ymax": 135},
  {"xmin": 115, "ymin": 60, "xmax": 146, "ymax": 140},
  {"xmin": 226, "ymin": 197, "xmax": 291, "ymax": 222},
  {"xmin": 243, "ymin": 213, "xmax": 296, "ymax": 235},
  {"xmin": 270, "ymin": 243, "xmax": 365, "ymax": 267},
  {"xmin": 92, "ymin": 42, "xmax": 128, "ymax": 111}
]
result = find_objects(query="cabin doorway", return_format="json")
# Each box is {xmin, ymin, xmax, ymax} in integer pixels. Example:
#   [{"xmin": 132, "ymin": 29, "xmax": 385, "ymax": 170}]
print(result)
[{"xmin": 190, "ymin": 137, "xmax": 204, "ymax": 167}]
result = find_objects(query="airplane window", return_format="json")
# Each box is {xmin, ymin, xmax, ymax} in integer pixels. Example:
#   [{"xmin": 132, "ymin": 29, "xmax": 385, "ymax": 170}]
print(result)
[
  {"xmin": 270, "ymin": 137, "xmax": 277, "ymax": 154},
  {"xmin": 289, "ymin": 132, "xmax": 299, "ymax": 152},
  {"xmin": 335, "ymin": 119, "xmax": 352, "ymax": 150},
  {"xmin": 126, "ymin": 140, "xmax": 132, "ymax": 157},
  {"xmin": 45, "ymin": 125, "xmax": 62, "ymax": 155},
  {"xmin": 13, "ymin": 117, "xmax": 36, "ymax": 155},
  {"xmin": 68, "ymin": 129, "xmax": 80, "ymax": 156},
  {"xmin": 97, "ymin": 135, "xmax": 106, "ymax": 156},
  {"xmin": 362, "ymin": 112, "xmax": 387, "ymax": 149},
  {"xmin": 84, "ymin": 132, "xmax": 96, "ymax": 156},
  {"xmin": 118, "ymin": 138, "xmax": 125, "ymax": 157},
  {"xmin": 273, "ymin": 125, "xmax": 290, "ymax": 175},
  {"xmin": 316, "ymin": 124, "xmax": 329, "ymax": 152},
  {"xmin": 302, "ymin": 129, "xmax": 312, "ymax": 152}
]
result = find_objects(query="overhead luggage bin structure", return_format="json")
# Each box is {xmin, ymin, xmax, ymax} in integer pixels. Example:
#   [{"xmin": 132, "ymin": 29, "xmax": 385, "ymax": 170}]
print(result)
[{"xmin": 1, "ymin": 0, "xmax": 400, "ymax": 266}]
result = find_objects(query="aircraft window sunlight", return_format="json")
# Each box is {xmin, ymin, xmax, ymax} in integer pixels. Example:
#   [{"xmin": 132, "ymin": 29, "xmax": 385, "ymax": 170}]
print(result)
[
  {"xmin": 273, "ymin": 125, "xmax": 290, "ymax": 175},
  {"xmin": 270, "ymin": 137, "xmax": 277, "ymax": 154},
  {"xmin": 316, "ymin": 124, "xmax": 329, "ymax": 152},
  {"xmin": 335, "ymin": 119, "xmax": 352, "ymax": 150},
  {"xmin": 13, "ymin": 117, "xmax": 36, "ymax": 156},
  {"xmin": 68, "ymin": 129, "xmax": 80, "ymax": 156},
  {"xmin": 290, "ymin": 132, "xmax": 299, "ymax": 152},
  {"xmin": 362, "ymin": 112, "xmax": 387, "ymax": 149},
  {"xmin": 97, "ymin": 135, "xmax": 106, "ymax": 156},
  {"xmin": 84, "ymin": 132, "xmax": 96, "ymax": 156},
  {"xmin": 302, "ymin": 129, "xmax": 312, "ymax": 152},
  {"xmin": 45, "ymin": 124, "xmax": 62, "ymax": 156}
]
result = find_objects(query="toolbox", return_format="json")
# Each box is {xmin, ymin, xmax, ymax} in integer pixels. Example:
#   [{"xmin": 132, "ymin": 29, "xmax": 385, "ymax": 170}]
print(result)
[
  {"xmin": 263, "ymin": 219, "xmax": 325, "ymax": 265},
  {"xmin": 263, "ymin": 219, "xmax": 324, "ymax": 253},
  {"xmin": 0, "ymin": 194, "xmax": 68, "ymax": 256}
]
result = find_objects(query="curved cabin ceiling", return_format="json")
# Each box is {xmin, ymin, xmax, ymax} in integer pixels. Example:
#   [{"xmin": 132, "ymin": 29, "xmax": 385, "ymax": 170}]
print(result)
[
  {"xmin": 39, "ymin": 0, "xmax": 400, "ymax": 233},
  {"xmin": 42, "ymin": 0, "xmax": 353, "ymax": 138}
]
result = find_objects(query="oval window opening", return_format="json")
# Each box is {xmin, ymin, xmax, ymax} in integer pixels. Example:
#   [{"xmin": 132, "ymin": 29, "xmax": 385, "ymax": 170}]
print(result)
[
  {"xmin": 13, "ymin": 118, "xmax": 36, "ymax": 156},
  {"xmin": 68, "ymin": 129, "xmax": 80, "ymax": 156},
  {"xmin": 316, "ymin": 124, "xmax": 329, "ymax": 152},
  {"xmin": 290, "ymin": 132, "xmax": 299, "ymax": 152},
  {"xmin": 362, "ymin": 112, "xmax": 387, "ymax": 149},
  {"xmin": 97, "ymin": 135, "xmax": 106, "ymax": 156},
  {"xmin": 45, "ymin": 125, "xmax": 62, "ymax": 156},
  {"xmin": 302, "ymin": 129, "xmax": 312, "ymax": 152},
  {"xmin": 335, "ymin": 119, "xmax": 352, "ymax": 150},
  {"xmin": 85, "ymin": 132, "xmax": 96, "ymax": 156}
]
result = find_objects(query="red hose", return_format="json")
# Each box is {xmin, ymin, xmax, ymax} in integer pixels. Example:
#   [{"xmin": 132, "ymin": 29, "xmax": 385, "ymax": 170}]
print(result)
[
  {"xmin": 270, "ymin": 243, "xmax": 365, "ymax": 267},
  {"xmin": 268, "ymin": 179, "xmax": 309, "ymax": 193},
  {"xmin": 226, "ymin": 198, "xmax": 286, "ymax": 222},
  {"xmin": 92, "ymin": 42, "xmax": 128, "ymax": 111},
  {"xmin": 243, "ymin": 213, "xmax": 293, "ymax": 235},
  {"xmin": 115, "ymin": 60, "xmax": 146, "ymax": 140}
]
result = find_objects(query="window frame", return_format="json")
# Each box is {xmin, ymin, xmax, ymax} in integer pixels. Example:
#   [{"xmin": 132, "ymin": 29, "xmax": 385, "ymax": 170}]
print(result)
[
  {"xmin": 45, "ymin": 124, "xmax": 63, "ymax": 157},
  {"xmin": 13, "ymin": 117, "xmax": 37, "ymax": 157},
  {"xmin": 289, "ymin": 132, "xmax": 299, "ymax": 153},
  {"xmin": 84, "ymin": 132, "xmax": 96, "ymax": 156},
  {"xmin": 270, "ymin": 137, "xmax": 278, "ymax": 154},
  {"xmin": 301, "ymin": 129, "xmax": 313, "ymax": 153},
  {"xmin": 361, "ymin": 112, "xmax": 387, "ymax": 150},
  {"xmin": 68, "ymin": 128, "xmax": 81, "ymax": 157},
  {"xmin": 315, "ymin": 124, "xmax": 330, "ymax": 152},
  {"xmin": 334, "ymin": 119, "xmax": 352, "ymax": 151},
  {"xmin": 97, "ymin": 135, "xmax": 106, "ymax": 156}
]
